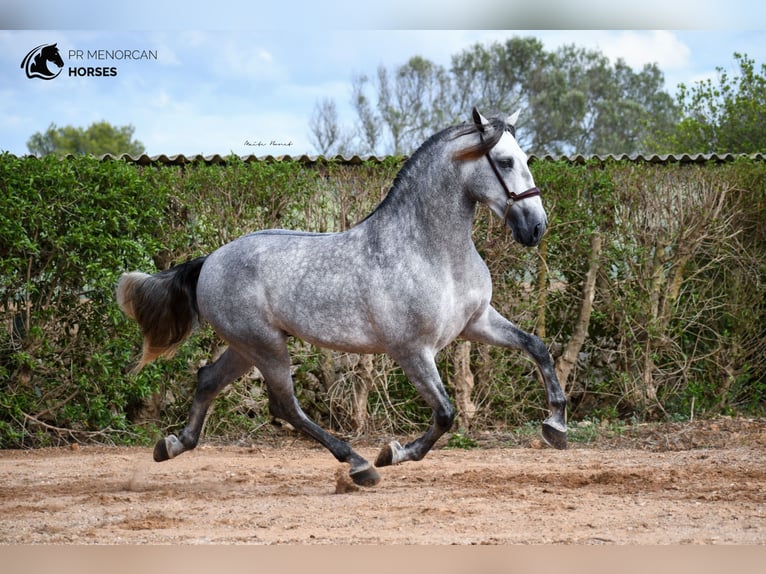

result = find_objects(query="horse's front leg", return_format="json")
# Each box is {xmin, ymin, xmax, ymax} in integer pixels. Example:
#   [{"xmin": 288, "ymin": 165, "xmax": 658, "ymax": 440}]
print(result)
[
  {"xmin": 375, "ymin": 350, "xmax": 456, "ymax": 467},
  {"xmin": 462, "ymin": 305, "xmax": 567, "ymax": 449}
]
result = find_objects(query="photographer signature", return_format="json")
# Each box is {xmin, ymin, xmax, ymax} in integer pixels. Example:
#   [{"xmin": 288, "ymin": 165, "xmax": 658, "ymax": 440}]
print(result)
[{"xmin": 244, "ymin": 139, "xmax": 294, "ymax": 147}]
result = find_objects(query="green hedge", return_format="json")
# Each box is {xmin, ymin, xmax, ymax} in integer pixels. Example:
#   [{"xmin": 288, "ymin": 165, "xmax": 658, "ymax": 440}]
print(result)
[{"xmin": 1, "ymin": 153, "xmax": 764, "ymax": 447}]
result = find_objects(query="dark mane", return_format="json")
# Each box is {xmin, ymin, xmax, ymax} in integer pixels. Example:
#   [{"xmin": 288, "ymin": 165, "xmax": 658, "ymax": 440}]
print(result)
[
  {"xmin": 358, "ymin": 124, "xmax": 462, "ymax": 223},
  {"xmin": 358, "ymin": 115, "xmax": 511, "ymax": 225},
  {"xmin": 450, "ymin": 116, "xmax": 513, "ymax": 161},
  {"xmin": 392, "ymin": 125, "xmax": 460, "ymax": 186}
]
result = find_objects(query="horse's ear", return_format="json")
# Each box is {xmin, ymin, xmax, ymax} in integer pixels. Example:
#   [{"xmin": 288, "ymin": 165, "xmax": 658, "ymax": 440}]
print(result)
[
  {"xmin": 506, "ymin": 110, "xmax": 520, "ymax": 128},
  {"xmin": 472, "ymin": 107, "xmax": 490, "ymax": 133}
]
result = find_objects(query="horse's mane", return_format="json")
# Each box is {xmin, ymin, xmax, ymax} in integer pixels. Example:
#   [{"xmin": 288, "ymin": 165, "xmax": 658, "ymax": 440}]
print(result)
[
  {"xmin": 450, "ymin": 117, "xmax": 514, "ymax": 161},
  {"xmin": 358, "ymin": 115, "xmax": 510, "ymax": 224},
  {"xmin": 391, "ymin": 116, "xmax": 511, "ymax": 189}
]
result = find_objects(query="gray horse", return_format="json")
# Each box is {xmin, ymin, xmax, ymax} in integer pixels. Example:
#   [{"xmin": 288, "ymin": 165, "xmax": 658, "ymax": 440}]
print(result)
[{"xmin": 117, "ymin": 107, "xmax": 567, "ymax": 487}]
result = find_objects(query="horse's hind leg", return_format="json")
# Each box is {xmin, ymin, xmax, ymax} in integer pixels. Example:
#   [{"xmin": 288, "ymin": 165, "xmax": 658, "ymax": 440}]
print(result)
[
  {"xmin": 154, "ymin": 348, "xmax": 252, "ymax": 462},
  {"xmin": 375, "ymin": 350, "xmax": 455, "ymax": 467},
  {"xmin": 256, "ymin": 344, "xmax": 381, "ymax": 487}
]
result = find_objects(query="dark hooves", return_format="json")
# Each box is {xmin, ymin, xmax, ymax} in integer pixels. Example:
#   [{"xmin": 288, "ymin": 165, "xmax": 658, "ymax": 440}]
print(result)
[
  {"xmin": 541, "ymin": 422, "xmax": 568, "ymax": 450},
  {"xmin": 349, "ymin": 465, "xmax": 381, "ymax": 487},
  {"xmin": 153, "ymin": 438, "xmax": 170, "ymax": 462},
  {"xmin": 374, "ymin": 443, "xmax": 395, "ymax": 467}
]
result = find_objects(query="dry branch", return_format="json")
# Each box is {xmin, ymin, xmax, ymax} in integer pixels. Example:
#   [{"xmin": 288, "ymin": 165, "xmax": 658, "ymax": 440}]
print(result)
[
  {"xmin": 554, "ymin": 232, "xmax": 602, "ymax": 393},
  {"xmin": 452, "ymin": 341, "xmax": 477, "ymax": 429}
]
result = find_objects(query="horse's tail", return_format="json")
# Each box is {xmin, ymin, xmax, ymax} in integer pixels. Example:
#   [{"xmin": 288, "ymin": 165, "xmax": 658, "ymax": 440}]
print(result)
[{"xmin": 117, "ymin": 256, "xmax": 207, "ymax": 372}]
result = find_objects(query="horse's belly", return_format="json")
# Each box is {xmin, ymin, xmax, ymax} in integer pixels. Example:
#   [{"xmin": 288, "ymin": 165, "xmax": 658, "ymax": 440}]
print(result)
[
  {"xmin": 197, "ymin": 233, "xmax": 385, "ymax": 353},
  {"xmin": 274, "ymin": 292, "xmax": 385, "ymax": 353}
]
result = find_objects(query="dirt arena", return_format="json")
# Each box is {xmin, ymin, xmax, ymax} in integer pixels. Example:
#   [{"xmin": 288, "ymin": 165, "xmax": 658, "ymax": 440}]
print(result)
[{"xmin": 1, "ymin": 418, "xmax": 764, "ymax": 545}]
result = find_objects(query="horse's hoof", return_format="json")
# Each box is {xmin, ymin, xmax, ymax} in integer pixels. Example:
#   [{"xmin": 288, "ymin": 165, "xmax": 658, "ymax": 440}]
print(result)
[
  {"xmin": 153, "ymin": 437, "xmax": 170, "ymax": 462},
  {"xmin": 374, "ymin": 440, "xmax": 402, "ymax": 467},
  {"xmin": 349, "ymin": 464, "xmax": 381, "ymax": 487},
  {"xmin": 541, "ymin": 422, "xmax": 568, "ymax": 450}
]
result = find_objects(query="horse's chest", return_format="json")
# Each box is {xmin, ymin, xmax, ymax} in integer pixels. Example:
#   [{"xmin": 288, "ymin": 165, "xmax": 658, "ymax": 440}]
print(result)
[{"xmin": 414, "ymin": 269, "xmax": 491, "ymax": 346}]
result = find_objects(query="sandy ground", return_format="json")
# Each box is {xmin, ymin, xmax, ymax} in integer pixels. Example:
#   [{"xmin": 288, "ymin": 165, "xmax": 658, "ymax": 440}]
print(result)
[{"xmin": 1, "ymin": 419, "xmax": 764, "ymax": 545}]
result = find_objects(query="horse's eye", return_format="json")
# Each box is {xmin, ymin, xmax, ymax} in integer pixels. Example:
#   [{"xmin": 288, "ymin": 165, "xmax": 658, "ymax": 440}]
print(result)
[{"xmin": 496, "ymin": 158, "xmax": 514, "ymax": 170}]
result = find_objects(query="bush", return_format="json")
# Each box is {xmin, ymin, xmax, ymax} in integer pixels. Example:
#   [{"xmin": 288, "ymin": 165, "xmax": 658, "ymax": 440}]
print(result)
[
  {"xmin": 0, "ymin": 154, "xmax": 174, "ymax": 446},
  {"xmin": 1, "ymin": 153, "xmax": 763, "ymax": 447}
]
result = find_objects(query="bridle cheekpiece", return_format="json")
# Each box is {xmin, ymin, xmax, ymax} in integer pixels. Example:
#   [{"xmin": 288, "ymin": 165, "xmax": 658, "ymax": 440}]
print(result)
[{"xmin": 481, "ymin": 135, "xmax": 541, "ymax": 223}]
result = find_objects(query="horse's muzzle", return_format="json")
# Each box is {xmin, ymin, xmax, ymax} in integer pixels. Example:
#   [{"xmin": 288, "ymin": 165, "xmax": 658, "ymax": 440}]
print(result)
[
  {"xmin": 506, "ymin": 207, "xmax": 547, "ymax": 247},
  {"xmin": 516, "ymin": 221, "xmax": 546, "ymax": 247}
]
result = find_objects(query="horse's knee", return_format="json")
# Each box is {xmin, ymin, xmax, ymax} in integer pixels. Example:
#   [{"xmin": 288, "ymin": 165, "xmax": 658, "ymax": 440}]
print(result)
[
  {"xmin": 266, "ymin": 387, "xmax": 295, "ymax": 422},
  {"xmin": 195, "ymin": 351, "xmax": 249, "ymax": 400}
]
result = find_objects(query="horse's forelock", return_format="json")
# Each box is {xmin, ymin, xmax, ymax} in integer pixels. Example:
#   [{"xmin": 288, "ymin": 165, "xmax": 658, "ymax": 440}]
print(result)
[{"xmin": 450, "ymin": 117, "xmax": 509, "ymax": 162}]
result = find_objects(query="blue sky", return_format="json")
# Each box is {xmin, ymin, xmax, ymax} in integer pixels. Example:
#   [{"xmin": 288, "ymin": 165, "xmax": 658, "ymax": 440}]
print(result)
[{"xmin": 1, "ymin": 1, "xmax": 764, "ymax": 157}]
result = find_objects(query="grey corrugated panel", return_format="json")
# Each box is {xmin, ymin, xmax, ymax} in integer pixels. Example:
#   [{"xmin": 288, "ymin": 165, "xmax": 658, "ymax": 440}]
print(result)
[
  {"xmin": 9, "ymin": 152, "xmax": 766, "ymax": 165},
  {"xmin": 527, "ymin": 152, "xmax": 766, "ymax": 164},
  {"xmin": 81, "ymin": 152, "xmax": 392, "ymax": 164}
]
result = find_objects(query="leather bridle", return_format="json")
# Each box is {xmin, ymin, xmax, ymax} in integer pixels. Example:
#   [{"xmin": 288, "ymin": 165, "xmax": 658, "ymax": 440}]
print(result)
[{"xmin": 483, "ymin": 150, "xmax": 541, "ymax": 223}]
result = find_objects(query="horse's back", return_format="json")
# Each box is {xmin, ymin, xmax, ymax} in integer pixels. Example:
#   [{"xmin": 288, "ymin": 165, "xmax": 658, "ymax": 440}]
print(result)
[{"xmin": 196, "ymin": 228, "xmax": 386, "ymax": 352}]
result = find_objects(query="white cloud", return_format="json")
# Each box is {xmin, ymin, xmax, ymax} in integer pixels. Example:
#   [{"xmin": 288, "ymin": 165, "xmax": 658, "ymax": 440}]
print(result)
[
  {"xmin": 256, "ymin": 49, "xmax": 273, "ymax": 63},
  {"xmin": 536, "ymin": 30, "xmax": 691, "ymax": 71},
  {"xmin": 597, "ymin": 31, "xmax": 691, "ymax": 70},
  {"xmin": 214, "ymin": 39, "xmax": 285, "ymax": 83}
]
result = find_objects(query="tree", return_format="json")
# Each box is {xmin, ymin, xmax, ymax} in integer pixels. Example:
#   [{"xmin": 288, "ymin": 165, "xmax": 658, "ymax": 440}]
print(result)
[
  {"xmin": 308, "ymin": 98, "xmax": 350, "ymax": 156},
  {"xmin": 652, "ymin": 53, "xmax": 766, "ymax": 154},
  {"xmin": 350, "ymin": 74, "xmax": 381, "ymax": 155},
  {"xmin": 531, "ymin": 45, "xmax": 678, "ymax": 155},
  {"xmin": 450, "ymin": 37, "xmax": 549, "ymax": 149},
  {"xmin": 309, "ymin": 37, "xmax": 679, "ymax": 157},
  {"xmin": 27, "ymin": 121, "xmax": 145, "ymax": 157},
  {"xmin": 347, "ymin": 57, "xmax": 454, "ymax": 155},
  {"xmin": 590, "ymin": 60, "xmax": 676, "ymax": 154}
]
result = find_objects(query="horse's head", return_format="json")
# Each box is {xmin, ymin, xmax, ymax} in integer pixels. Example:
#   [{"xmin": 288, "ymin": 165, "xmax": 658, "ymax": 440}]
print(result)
[
  {"xmin": 453, "ymin": 108, "xmax": 547, "ymax": 247},
  {"xmin": 23, "ymin": 43, "xmax": 64, "ymax": 79},
  {"xmin": 42, "ymin": 44, "xmax": 65, "ymax": 68}
]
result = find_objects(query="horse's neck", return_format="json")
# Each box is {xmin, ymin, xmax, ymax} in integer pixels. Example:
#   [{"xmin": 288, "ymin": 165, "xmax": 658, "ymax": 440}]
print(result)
[{"xmin": 364, "ymin": 169, "xmax": 477, "ymax": 254}]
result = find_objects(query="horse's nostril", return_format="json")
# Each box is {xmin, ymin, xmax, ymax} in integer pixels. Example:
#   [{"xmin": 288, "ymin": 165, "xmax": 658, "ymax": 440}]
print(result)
[{"xmin": 533, "ymin": 223, "xmax": 541, "ymax": 240}]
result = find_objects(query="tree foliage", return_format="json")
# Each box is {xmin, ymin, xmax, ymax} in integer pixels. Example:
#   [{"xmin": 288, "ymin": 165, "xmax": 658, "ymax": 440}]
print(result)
[
  {"xmin": 309, "ymin": 37, "xmax": 679, "ymax": 156},
  {"xmin": 26, "ymin": 121, "xmax": 145, "ymax": 157},
  {"xmin": 651, "ymin": 53, "xmax": 766, "ymax": 153},
  {"xmin": 529, "ymin": 45, "xmax": 676, "ymax": 155}
]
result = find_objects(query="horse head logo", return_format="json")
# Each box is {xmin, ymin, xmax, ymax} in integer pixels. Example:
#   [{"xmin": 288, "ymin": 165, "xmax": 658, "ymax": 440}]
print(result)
[{"xmin": 21, "ymin": 43, "xmax": 65, "ymax": 80}]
